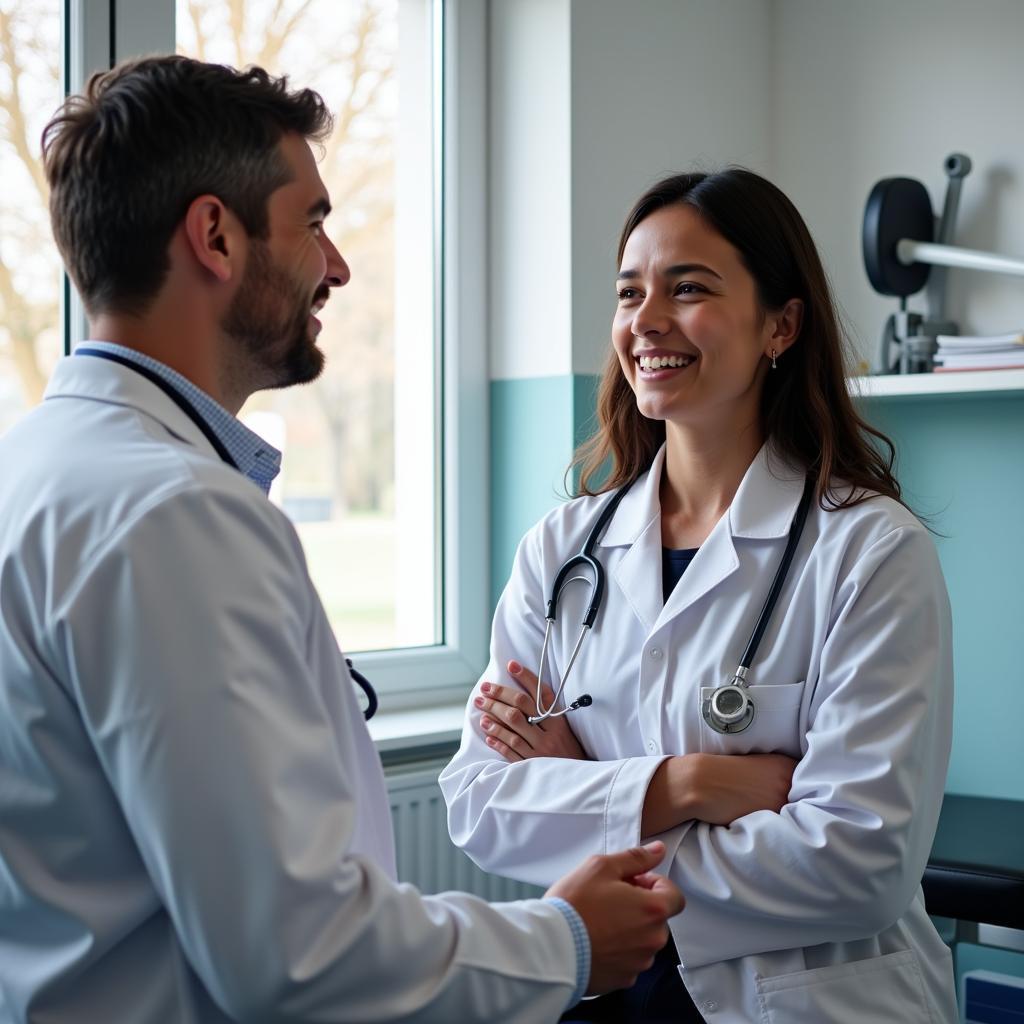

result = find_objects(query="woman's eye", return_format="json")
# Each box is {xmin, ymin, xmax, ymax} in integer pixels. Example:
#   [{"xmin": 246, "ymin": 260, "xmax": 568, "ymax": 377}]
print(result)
[
  {"xmin": 676, "ymin": 282, "xmax": 705, "ymax": 296},
  {"xmin": 617, "ymin": 287, "xmax": 640, "ymax": 301},
  {"xmin": 310, "ymin": 221, "xmax": 324, "ymax": 236}
]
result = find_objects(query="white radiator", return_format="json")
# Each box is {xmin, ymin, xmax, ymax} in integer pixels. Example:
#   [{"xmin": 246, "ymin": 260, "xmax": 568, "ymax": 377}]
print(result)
[{"xmin": 386, "ymin": 759, "xmax": 542, "ymax": 901}]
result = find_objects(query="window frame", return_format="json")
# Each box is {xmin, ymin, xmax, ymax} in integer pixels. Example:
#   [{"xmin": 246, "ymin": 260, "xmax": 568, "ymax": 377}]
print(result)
[{"xmin": 65, "ymin": 0, "xmax": 489, "ymax": 708}]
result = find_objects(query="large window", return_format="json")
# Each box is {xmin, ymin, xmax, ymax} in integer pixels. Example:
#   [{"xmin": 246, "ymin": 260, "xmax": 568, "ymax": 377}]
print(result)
[
  {"xmin": 0, "ymin": 0, "xmax": 487, "ymax": 704},
  {"xmin": 0, "ymin": 0, "xmax": 63, "ymax": 435},
  {"xmin": 176, "ymin": 0, "xmax": 440, "ymax": 657}
]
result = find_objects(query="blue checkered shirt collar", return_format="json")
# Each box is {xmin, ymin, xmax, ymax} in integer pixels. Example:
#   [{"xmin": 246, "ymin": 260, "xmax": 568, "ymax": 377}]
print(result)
[{"xmin": 76, "ymin": 341, "xmax": 282, "ymax": 495}]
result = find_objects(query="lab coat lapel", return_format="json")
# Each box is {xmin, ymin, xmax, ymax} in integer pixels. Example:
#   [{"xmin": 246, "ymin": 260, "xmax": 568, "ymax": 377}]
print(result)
[
  {"xmin": 602, "ymin": 443, "xmax": 805, "ymax": 636},
  {"xmin": 602, "ymin": 450, "xmax": 664, "ymax": 635},
  {"xmin": 657, "ymin": 511, "xmax": 739, "ymax": 631},
  {"xmin": 659, "ymin": 446, "xmax": 805, "ymax": 627},
  {"xmin": 610, "ymin": 514, "xmax": 664, "ymax": 635},
  {"xmin": 604, "ymin": 444, "xmax": 742, "ymax": 635},
  {"xmin": 44, "ymin": 353, "xmax": 220, "ymax": 462}
]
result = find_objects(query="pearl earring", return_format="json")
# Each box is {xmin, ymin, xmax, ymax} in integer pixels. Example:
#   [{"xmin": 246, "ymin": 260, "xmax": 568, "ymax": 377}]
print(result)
[{"xmin": 770, "ymin": 349, "xmax": 778, "ymax": 370}]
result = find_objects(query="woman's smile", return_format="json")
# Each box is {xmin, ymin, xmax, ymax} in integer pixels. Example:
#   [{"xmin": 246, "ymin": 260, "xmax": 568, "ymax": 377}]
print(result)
[{"xmin": 634, "ymin": 348, "xmax": 699, "ymax": 379}]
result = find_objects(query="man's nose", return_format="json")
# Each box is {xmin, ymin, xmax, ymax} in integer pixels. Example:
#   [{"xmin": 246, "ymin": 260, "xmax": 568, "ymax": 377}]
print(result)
[{"xmin": 322, "ymin": 232, "xmax": 350, "ymax": 287}]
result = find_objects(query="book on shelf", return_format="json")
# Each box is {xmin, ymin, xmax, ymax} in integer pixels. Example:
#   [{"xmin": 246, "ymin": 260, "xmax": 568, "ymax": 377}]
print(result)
[
  {"xmin": 933, "ymin": 352, "xmax": 1024, "ymax": 371},
  {"xmin": 935, "ymin": 331, "xmax": 1024, "ymax": 353},
  {"xmin": 934, "ymin": 367, "xmax": 1024, "ymax": 373},
  {"xmin": 935, "ymin": 351, "xmax": 1024, "ymax": 367},
  {"xmin": 932, "ymin": 331, "xmax": 1024, "ymax": 371}
]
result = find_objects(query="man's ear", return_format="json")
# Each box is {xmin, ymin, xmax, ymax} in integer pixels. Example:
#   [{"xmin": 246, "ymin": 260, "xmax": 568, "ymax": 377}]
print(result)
[
  {"xmin": 182, "ymin": 195, "xmax": 243, "ymax": 283},
  {"xmin": 765, "ymin": 298, "xmax": 804, "ymax": 359}
]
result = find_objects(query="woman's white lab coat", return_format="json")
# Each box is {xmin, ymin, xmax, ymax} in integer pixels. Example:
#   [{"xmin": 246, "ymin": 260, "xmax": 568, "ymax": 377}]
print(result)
[
  {"xmin": 0, "ymin": 355, "xmax": 580, "ymax": 1023},
  {"xmin": 441, "ymin": 443, "xmax": 958, "ymax": 1023}
]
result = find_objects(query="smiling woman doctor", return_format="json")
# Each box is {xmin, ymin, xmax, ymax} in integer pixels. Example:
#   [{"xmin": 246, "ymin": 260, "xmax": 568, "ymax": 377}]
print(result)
[{"xmin": 440, "ymin": 170, "xmax": 958, "ymax": 1023}]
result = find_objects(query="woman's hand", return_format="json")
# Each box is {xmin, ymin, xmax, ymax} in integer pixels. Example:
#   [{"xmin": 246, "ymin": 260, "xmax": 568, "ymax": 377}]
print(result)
[
  {"xmin": 473, "ymin": 660, "xmax": 588, "ymax": 762},
  {"xmin": 641, "ymin": 752, "xmax": 797, "ymax": 837},
  {"xmin": 685, "ymin": 752, "xmax": 797, "ymax": 824}
]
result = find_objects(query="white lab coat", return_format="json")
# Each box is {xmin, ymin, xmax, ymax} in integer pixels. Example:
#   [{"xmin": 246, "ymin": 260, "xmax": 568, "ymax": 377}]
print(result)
[
  {"xmin": 441, "ymin": 443, "xmax": 958, "ymax": 1023},
  {"xmin": 0, "ymin": 355, "xmax": 579, "ymax": 1024}
]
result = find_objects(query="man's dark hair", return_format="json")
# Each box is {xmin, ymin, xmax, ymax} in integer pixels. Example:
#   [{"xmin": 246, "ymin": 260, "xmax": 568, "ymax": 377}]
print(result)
[{"xmin": 42, "ymin": 55, "xmax": 332, "ymax": 315}]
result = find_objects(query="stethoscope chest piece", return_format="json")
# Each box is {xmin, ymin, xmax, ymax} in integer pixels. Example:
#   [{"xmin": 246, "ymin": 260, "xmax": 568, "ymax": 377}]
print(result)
[{"xmin": 701, "ymin": 678, "xmax": 755, "ymax": 735}]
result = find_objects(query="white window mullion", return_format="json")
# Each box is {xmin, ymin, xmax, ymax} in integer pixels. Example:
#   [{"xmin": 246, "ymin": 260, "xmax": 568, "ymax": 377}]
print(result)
[
  {"xmin": 113, "ymin": 0, "xmax": 173, "ymax": 59},
  {"xmin": 336, "ymin": 0, "xmax": 489, "ymax": 707},
  {"xmin": 64, "ymin": 0, "xmax": 113, "ymax": 353}
]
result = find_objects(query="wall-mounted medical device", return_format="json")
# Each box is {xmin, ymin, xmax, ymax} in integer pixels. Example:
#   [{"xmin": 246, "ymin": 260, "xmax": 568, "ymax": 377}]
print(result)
[{"xmin": 863, "ymin": 153, "xmax": 1024, "ymax": 373}]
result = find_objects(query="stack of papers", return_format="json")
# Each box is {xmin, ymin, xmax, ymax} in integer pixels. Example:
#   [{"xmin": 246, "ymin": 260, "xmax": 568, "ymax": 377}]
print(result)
[{"xmin": 933, "ymin": 332, "xmax": 1024, "ymax": 372}]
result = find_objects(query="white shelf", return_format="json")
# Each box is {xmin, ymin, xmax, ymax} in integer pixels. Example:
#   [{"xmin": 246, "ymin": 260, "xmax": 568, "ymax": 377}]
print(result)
[{"xmin": 849, "ymin": 369, "xmax": 1024, "ymax": 399}]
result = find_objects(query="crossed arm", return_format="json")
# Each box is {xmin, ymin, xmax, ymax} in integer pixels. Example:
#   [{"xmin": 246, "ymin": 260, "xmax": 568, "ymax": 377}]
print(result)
[{"xmin": 474, "ymin": 660, "xmax": 796, "ymax": 836}]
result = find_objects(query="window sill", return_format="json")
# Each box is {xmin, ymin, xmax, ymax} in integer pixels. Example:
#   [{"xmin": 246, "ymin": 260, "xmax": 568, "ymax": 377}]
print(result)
[{"xmin": 368, "ymin": 700, "xmax": 467, "ymax": 763}]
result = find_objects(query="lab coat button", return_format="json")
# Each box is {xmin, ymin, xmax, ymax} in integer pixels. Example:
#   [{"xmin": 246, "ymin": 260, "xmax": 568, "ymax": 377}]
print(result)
[
  {"xmin": 649, "ymin": 647, "xmax": 662, "ymax": 659},
  {"xmin": 647, "ymin": 739, "xmax": 658, "ymax": 753},
  {"xmin": 702, "ymin": 1000, "xmax": 717, "ymax": 1013}
]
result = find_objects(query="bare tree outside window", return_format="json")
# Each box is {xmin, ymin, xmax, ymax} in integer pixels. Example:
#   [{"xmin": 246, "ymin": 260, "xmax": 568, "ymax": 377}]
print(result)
[
  {"xmin": 1, "ymin": 0, "xmax": 436, "ymax": 653},
  {"xmin": 179, "ymin": 2, "xmax": 436, "ymax": 655},
  {"xmin": 178, "ymin": 0, "xmax": 437, "ymax": 653},
  {"xmin": 0, "ymin": 0, "xmax": 62, "ymax": 435}
]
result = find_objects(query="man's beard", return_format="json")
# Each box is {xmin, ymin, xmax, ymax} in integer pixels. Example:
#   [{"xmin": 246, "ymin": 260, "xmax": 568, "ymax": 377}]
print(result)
[{"xmin": 222, "ymin": 239, "xmax": 326, "ymax": 390}]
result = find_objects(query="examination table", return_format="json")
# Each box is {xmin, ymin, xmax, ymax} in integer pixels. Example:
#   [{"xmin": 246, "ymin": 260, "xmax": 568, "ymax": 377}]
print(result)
[{"xmin": 923, "ymin": 794, "xmax": 1024, "ymax": 960}]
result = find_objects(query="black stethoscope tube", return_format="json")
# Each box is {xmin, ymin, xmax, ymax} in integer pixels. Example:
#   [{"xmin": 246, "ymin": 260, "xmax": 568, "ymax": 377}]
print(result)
[
  {"xmin": 545, "ymin": 480, "xmax": 637, "ymax": 626},
  {"xmin": 534, "ymin": 470, "xmax": 814, "ymax": 729},
  {"xmin": 77, "ymin": 347, "xmax": 239, "ymax": 467},
  {"xmin": 75, "ymin": 348, "xmax": 379, "ymax": 720},
  {"xmin": 736, "ymin": 476, "xmax": 815, "ymax": 672}
]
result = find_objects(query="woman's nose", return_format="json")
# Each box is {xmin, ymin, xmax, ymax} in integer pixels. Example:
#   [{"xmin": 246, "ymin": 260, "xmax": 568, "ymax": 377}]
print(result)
[{"xmin": 631, "ymin": 295, "xmax": 670, "ymax": 337}]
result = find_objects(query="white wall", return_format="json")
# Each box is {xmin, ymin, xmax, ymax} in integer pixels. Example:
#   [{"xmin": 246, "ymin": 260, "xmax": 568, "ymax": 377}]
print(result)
[
  {"xmin": 773, "ymin": 0, "xmax": 1024, "ymax": 367},
  {"xmin": 489, "ymin": 0, "xmax": 773, "ymax": 381},
  {"xmin": 490, "ymin": 0, "xmax": 1024, "ymax": 380},
  {"xmin": 489, "ymin": 0, "xmax": 573, "ymax": 380},
  {"xmin": 569, "ymin": 0, "xmax": 774, "ymax": 376}
]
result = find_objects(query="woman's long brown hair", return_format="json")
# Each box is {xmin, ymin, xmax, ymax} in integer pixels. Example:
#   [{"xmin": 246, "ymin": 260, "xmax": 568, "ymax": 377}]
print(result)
[{"xmin": 571, "ymin": 169, "xmax": 904, "ymax": 512}]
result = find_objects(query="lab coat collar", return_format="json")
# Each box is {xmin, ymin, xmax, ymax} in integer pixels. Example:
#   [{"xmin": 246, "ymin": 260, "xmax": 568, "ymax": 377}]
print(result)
[
  {"xmin": 43, "ymin": 354, "xmax": 219, "ymax": 462},
  {"xmin": 598, "ymin": 442, "xmax": 807, "ymax": 635},
  {"xmin": 597, "ymin": 441, "xmax": 806, "ymax": 547},
  {"xmin": 728, "ymin": 444, "xmax": 808, "ymax": 539},
  {"xmin": 597, "ymin": 445, "xmax": 666, "ymax": 549}
]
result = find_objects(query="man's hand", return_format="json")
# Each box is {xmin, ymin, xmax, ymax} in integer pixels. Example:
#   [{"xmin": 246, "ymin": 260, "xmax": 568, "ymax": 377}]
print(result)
[
  {"xmin": 473, "ymin": 661, "xmax": 588, "ymax": 761},
  {"xmin": 546, "ymin": 841, "xmax": 685, "ymax": 995}
]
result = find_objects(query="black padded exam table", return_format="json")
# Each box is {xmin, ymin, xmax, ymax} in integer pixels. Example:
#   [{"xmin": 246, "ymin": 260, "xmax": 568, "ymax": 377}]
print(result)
[{"xmin": 923, "ymin": 794, "xmax": 1024, "ymax": 954}]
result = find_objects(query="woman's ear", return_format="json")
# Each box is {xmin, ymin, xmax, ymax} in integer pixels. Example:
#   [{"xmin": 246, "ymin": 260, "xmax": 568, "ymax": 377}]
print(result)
[
  {"xmin": 182, "ymin": 194, "xmax": 243, "ymax": 284},
  {"xmin": 765, "ymin": 298, "xmax": 804, "ymax": 359}
]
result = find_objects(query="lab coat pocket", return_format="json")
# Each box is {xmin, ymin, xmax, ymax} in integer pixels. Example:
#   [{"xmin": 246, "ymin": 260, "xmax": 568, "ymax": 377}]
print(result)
[
  {"xmin": 697, "ymin": 681, "xmax": 804, "ymax": 755},
  {"xmin": 756, "ymin": 949, "xmax": 934, "ymax": 1024}
]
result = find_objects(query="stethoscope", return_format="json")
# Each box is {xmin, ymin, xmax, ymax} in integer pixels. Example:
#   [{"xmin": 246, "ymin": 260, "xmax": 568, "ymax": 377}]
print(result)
[
  {"xmin": 528, "ymin": 472, "xmax": 814, "ymax": 735},
  {"xmin": 76, "ymin": 347, "xmax": 379, "ymax": 721}
]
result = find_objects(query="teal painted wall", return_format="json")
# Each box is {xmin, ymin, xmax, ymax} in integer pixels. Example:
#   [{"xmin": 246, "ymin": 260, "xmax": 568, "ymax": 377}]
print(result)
[
  {"xmin": 491, "ymin": 375, "xmax": 1024, "ymax": 800},
  {"xmin": 489, "ymin": 375, "xmax": 600, "ymax": 608},
  {"xmin": 863, "ymin": 393, "xmax": 1024, "ymax": 800}
]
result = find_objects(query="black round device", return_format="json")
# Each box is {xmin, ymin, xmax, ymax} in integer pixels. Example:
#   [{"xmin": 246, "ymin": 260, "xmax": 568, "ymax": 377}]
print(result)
[{"xmin": 862, "ymin": 177, "xmax": 934, "ymax": 297}]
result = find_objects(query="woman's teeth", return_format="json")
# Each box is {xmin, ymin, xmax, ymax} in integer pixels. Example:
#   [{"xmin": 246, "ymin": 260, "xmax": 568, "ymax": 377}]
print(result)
[{"xmin": 638, "ymin": 354, "xmax": 694, "ymax": 371}]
